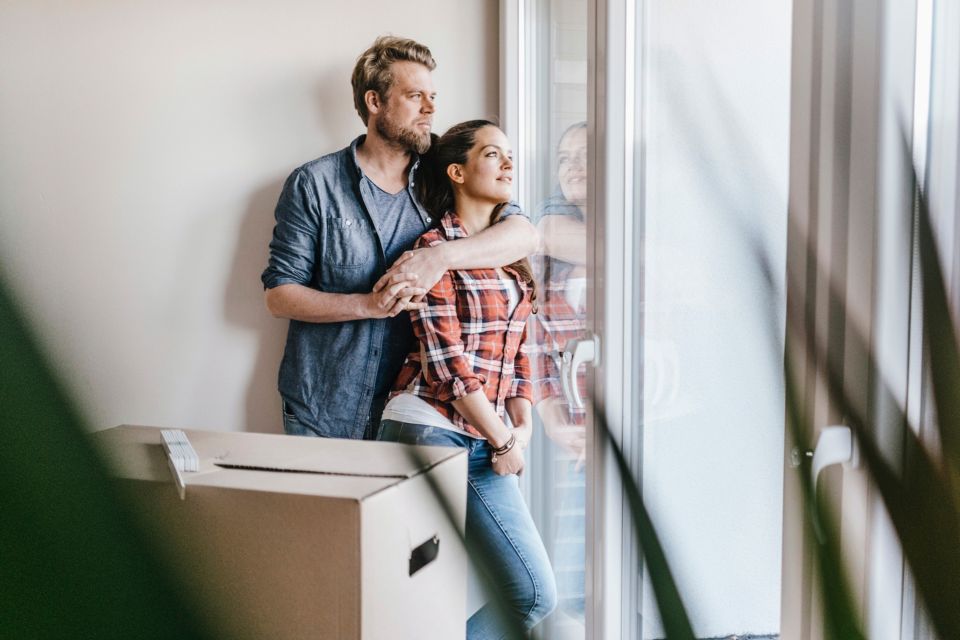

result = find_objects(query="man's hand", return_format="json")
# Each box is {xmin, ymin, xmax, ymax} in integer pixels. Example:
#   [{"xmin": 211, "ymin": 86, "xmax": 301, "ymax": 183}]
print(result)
[
  {"xmin": 374, "ymin": 244, "xmax": 450, "ymax": 296},
  {"xmin": 362, "ymin": 273, "xmax": 427, "ymax": 318}
]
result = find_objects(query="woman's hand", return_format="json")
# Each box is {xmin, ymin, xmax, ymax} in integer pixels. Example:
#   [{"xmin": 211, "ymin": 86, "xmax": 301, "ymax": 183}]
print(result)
[{"xmin": 491, "ymin": 443, "xmax": 525, "ymax": 476}]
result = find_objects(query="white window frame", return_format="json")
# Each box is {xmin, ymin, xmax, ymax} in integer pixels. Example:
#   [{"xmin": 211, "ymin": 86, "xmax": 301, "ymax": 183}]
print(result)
[{"xmin": 500, "ymin": 0, "xmax": 639, "ymax": 638}]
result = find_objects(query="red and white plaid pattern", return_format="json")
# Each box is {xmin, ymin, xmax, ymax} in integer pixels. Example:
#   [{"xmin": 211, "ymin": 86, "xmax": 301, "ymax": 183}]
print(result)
[
  {"xmin": 391, "ymin": 211, "xmax": 535, "ymax": 437},
  {"xmin": 530, "ymin": 254, "xmax": 588, "ymax": 425}
]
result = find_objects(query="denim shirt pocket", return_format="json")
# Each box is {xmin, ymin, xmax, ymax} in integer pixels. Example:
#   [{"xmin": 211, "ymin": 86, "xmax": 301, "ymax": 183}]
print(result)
[{"xmin": 321, "ymin": 216, "xmax": 378, "ymax": 269}]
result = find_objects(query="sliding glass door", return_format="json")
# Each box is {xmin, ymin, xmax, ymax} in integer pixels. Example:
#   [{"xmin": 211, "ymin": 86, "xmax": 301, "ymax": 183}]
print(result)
[{"xmin": 504, "ymin": 0, "xmax": 792, "ymax": 638}]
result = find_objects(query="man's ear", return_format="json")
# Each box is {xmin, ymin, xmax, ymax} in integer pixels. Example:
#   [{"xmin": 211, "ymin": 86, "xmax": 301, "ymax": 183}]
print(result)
[
  {"xmin": 365, "ymin": 90, "xmax": 383, "ymax": 116},
  {"xmin": 446, "ymin": 163, "xmax": 465, "ymax": 184}
]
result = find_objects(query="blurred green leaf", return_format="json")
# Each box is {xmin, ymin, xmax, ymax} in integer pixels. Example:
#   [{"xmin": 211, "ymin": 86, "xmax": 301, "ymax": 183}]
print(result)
[
  {"xmin": 671, "ymin": 66, "xmax": 960, "ymax": 637},
  {"xmin": 781, "ymin": 353, "xmax": 866, "ymax": 640},
  {"xmin": 913, "ymin": 148, "xmax": 960, "ymax": 505},
  {"xmin": 769, "ymin": 164, "xmax": 960, "ymax": 639},
  {"xmin": 0, "ymin": 275, "xmax": 212, "ymax": 639},
  {"xmin": 401, "ymin": 445, "xmax": 530, "ymax": 640},
  {"xmin": 595, "ymin": 412, "xmax": 697, "ymax": 640}
]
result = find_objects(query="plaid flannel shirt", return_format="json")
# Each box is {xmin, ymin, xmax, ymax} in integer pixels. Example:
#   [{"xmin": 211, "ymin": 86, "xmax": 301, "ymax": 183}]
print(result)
[
  {"xmin": 529, "ymin": 198, "xmax": 589, "ymax": 424},
  {"xmin": 390, "ymin": 211, "xmax": 535, "ymax": 437},
  {"xmin": 531, "ymin": 251, "xmax": 588, "ymax": 426}
]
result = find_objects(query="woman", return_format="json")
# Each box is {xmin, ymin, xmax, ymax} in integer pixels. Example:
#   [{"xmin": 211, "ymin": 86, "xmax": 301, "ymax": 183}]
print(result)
[{"xmin": 378, "ymin": 120, "xmax": 557, "ymax": 639}]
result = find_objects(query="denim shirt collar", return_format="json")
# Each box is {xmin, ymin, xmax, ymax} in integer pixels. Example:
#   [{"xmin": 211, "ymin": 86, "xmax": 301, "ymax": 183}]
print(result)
[
  {"xmin": 349, "ymin": 135, "xmax": 422, "ymax": 189},
  {"xmin": 349, "ymin": 135, "xmax": 430, "ymax": 225}
]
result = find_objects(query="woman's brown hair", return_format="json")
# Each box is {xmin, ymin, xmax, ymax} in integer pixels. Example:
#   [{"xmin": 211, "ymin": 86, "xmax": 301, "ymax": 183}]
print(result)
[{"xmin": 417, "ymin": 120, "xmax": 538, "ymax": 310}]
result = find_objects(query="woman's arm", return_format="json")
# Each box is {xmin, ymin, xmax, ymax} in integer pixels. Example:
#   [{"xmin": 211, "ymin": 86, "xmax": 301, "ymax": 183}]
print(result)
[
  {"xmin": 451, "ymin": 392, "xmax": 513, "ymax": 448},
  {"xmin": 452, "ymin": 392, "xmax": 524, "ymax": 476},
  {"xmin": 505, "ymin": 397, "xmax": 533, "ymax": 451},
  {"xmin": 506, "ymin": 322, "xmax": 535, "ymax": 449}
]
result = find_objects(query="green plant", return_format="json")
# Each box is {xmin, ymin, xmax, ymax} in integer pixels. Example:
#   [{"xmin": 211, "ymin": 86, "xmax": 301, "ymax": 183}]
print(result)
[{"xmin": 0, "ymin": 277, "xmax": 213, "ymax": 639}]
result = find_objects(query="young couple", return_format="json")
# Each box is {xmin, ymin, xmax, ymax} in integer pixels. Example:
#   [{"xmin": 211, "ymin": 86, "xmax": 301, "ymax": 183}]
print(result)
[{"xmin": 261, "ymin": 36, "xmax": 556, "ymax": 638}]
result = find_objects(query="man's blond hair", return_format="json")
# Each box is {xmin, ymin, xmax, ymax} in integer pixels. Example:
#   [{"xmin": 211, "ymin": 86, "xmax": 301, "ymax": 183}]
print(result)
[{"xmin": 351, "ymin": 36, "xmax": 436, "ymax": 126}]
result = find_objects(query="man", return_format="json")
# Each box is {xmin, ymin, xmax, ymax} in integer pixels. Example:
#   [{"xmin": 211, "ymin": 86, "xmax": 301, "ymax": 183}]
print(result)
[{"xmin": 261, "ymin": 36, "xmax": 538, "ymax": 440}]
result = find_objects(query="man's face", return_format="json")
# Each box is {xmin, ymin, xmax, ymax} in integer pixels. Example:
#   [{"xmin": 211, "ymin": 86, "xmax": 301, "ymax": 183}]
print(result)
[{"xmin": 374, "ymin": 61, "xmax": 436, "ymax": 154}]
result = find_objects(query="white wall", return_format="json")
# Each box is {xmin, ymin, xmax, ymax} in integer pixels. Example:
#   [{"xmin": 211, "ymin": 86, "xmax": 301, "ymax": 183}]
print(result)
[{"xmin": 0, "ymin": 1, "xmax": 499, "ymax": 433}]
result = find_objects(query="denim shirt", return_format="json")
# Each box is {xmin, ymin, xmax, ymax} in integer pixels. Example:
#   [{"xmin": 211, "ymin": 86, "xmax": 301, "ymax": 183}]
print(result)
[{"xmin": 262, "ymin": 136, "xmax": 525, "ymax": 439}]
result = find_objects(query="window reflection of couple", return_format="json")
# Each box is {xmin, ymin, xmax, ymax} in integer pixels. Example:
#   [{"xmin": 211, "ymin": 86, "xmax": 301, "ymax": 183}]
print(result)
[
  {"xmin": 532, "ymin": 120, "xmax": 686, "ymax": 632},
  {"xmin": 532, "ymin": 121, "xmax": 589, "ymax": 628}
]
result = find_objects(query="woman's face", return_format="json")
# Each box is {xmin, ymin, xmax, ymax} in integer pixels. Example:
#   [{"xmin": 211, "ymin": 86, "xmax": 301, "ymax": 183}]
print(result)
[
  {"xmin": 455, "ymin": 126, "xmax": 514, "ymax": 203},
  {"xmin": 558, "ymin": 126, "xmax": 587, "ymax": 207}
]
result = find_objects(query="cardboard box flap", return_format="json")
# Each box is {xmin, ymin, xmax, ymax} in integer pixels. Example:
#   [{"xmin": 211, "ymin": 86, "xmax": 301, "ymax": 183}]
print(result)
[
  {"xmin": 214, "ymin": 437, "xmax": 455, "ymax": 478},
  {"xmin": 96, "ymin": 425, "xmax": 463, "ymax": 500}
]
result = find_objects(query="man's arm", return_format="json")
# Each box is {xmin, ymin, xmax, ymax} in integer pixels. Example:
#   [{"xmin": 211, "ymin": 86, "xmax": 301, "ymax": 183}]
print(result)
[
  {"xmin": 539, "ymin": 214, "xmax": 586, "ymax": 265},
  {"xmin": 375, "ymin": 214, "xmax": 540, "ymax": 293},
  {"xmin": 262, "ymin": 167, "xmax": 425, "ymax": 323},
  {"xmin": 265, "ymin": 274, "xmax": 426, "ymax": 322}
]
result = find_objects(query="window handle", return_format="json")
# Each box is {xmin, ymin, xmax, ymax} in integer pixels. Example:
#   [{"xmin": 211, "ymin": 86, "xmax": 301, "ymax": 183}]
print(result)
[
  {"xmin": 560, "ymin": 334, "xmax": 600, "ymax": 409},
  {"xmin": 791, "ymin": 425, "xmax": 860, "ymax": 492}
]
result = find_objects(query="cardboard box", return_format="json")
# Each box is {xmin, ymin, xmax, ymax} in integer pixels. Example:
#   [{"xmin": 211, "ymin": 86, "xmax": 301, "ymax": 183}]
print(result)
[{"xmin": 95, "ymin": 425, "xmax": 469, "ymax": 640}]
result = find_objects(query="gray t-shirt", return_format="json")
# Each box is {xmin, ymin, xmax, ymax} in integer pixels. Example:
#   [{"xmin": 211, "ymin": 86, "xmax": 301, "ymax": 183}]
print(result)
[{"xmin": 369, "ymin": 180, "xmax": 430, "ymax": 397}]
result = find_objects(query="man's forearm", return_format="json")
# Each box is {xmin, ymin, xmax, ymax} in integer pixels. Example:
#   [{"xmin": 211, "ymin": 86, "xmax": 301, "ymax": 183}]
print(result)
[
  {"xmin": 442, "ymin": 215, "xmax": 539, "ymax": 270},
  {"xmin": 538, "ymin": 215, "xmax": 586, "ymax": 265},
  {"xmin": 265, "ymin": 283, "xmax": 369, "ymax": 323}
]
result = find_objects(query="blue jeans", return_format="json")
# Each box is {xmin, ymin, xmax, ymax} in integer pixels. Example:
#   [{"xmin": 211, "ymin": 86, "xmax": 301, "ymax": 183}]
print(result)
[{"xmin": 377, "ymin": 420, "xmax": 557, "ymax": 639}]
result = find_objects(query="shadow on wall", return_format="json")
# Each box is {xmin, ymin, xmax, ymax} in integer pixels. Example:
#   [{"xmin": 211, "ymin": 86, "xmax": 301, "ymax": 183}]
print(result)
[
  {"xmin": 223, "ymin": 178, "xmax": 287, "ymax": 434},
  {"xmin": 221, "ymin": 63, "xmax": 362, "ymax": 435}
]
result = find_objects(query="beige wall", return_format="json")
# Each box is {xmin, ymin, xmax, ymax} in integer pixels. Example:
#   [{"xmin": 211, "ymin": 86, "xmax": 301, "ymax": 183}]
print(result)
[{"xmin": 0, "ymin": 1, "xmax": 499, "ymax": 433}]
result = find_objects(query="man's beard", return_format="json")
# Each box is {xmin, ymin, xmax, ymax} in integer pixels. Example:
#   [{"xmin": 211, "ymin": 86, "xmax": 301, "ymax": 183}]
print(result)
[{"xmin": 376, "ymin": 111, "xmax": 431, "ymax": 155}]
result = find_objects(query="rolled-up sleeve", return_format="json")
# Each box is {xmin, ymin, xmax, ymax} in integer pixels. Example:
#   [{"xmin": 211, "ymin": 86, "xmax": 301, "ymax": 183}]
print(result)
[
  {"xmin": 509, "ymin": 323, "xmax": 535, "ymax": 402},
  {"xmin": 409, "ymin": 236, "xmax": 484, "ymax": 402},
  {"xmin": 261, "ymin": 168, "xmax": 320, "ymax": 290},
  {"xmin": 494, "ymin": 200, "xmax": 528, "ymax": 222}
]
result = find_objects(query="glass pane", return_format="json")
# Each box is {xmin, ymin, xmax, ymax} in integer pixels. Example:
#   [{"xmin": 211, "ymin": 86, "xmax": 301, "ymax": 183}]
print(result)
[
  {"xmin": 526, "ymin": 0, "xmax": 589, "ymax": 638},
  {"xmin": 637, "ymin": 1, "xmax": 791, "ymax": 639}
]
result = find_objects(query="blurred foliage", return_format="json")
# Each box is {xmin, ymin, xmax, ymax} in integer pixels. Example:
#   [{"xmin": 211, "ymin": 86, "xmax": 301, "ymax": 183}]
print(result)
[{"xmin": 0, "ymin": 277, "xmax": 211, "ymax": 639}]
